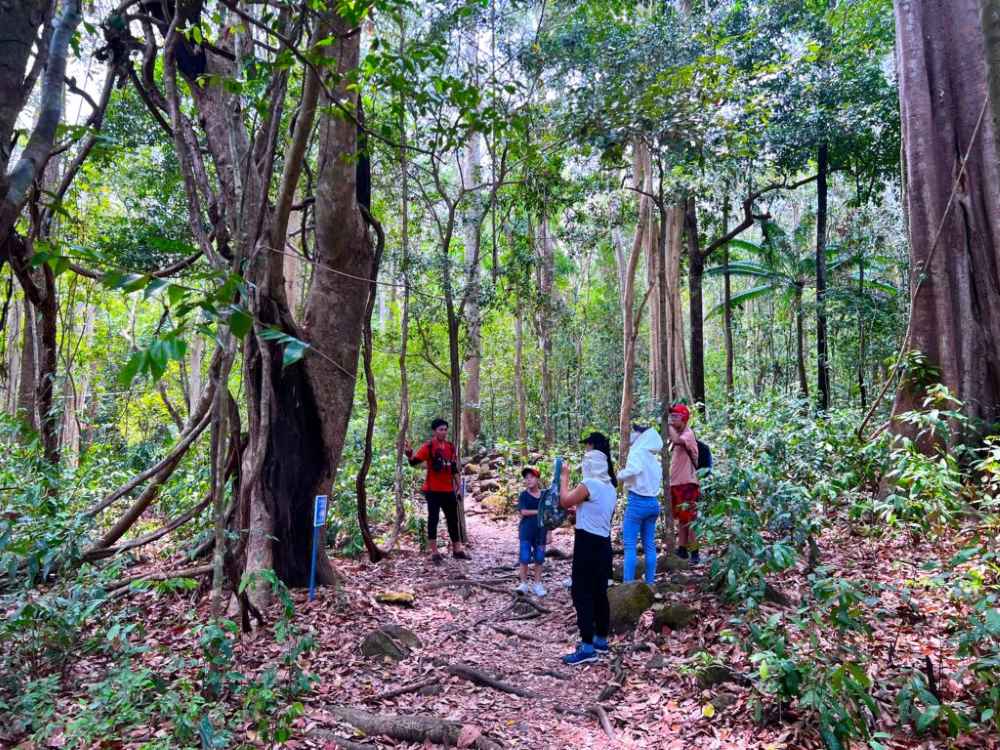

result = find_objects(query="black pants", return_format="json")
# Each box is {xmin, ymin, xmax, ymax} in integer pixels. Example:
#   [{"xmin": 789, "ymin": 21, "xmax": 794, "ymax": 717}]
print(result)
[
  {"xmin": 571, "ymin": 528, "xmax": 612, "ymax": 644},
  {"xmin": 425, "ymin": 491, "xmax": 460, "ymax": 543}
]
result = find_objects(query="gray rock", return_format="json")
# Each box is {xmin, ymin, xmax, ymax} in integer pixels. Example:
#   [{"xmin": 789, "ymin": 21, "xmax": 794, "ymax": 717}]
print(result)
[
  {"xmin": 607, "ymin": 582, "xmax": 655, "ymax": 634},
  {"xmin": 652, "ymin": 604, "xmax": 697, "ymax": 631},
  {"xmin": 360, "ymin": 625, "xmax": 422, "ymax": 661},
  {"xmin": 711, "ymin": 692, "xmax": 739, "ymax": 712},
  {"xmin": 696, "ymin": 664, "xmax": 745, "ymax": 689}
]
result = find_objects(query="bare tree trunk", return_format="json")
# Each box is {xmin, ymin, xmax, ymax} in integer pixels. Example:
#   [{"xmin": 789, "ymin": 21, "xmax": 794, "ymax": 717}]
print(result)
[
  {"xmin": 3, "ymin": 295, "xmax": 21, "ymax": 414},
  {"xmin": 816, "ymin": 142, "xmax": 831, "ymax": 411},
  {"xmin": 514, "ymin": 306, "xmax": 528, "ymax": 459},
  {"xmin": 537, "ymin": 214, "xmax": 556, "ymax": 448},
  {"xmin": 460, "ymin": 130, "xmax": 482, "ymax": 453},
  {"xmin": 796, "ymin": 289, "xmax": 809, "ymax": 398},
  {"xmin": 981, "ymin": 0, "xmax": 1000, "ymax": 162},
  {"xmin": 16, "ymin": 299, "xmax": 36, "ymax": 428},
  {"xmin": 892, "ymin": 0, "xmax": 1000, "ymax": 437},
  {"xmin": 240, "ymin": 7, "xmax": 370, "ymax": 595},
  {"xmin": 722, "ymin": 206, "xmax": 735, "ymax": 399},
  {"xmin": 685, "ymin": 196, "xmax": 706, "ymax": 413},
  {"xmin": 617, "ymin": 143, "xmax": 652, "ymax": 464},
  {"xmin": 389, "ymin": 22, "xmax": 411, "ymax": 551},
  {"xmin": 664, "ymin": 206, "xmax": 691, "ymax": 402},
  {"xmin": 356, "ymin": 215, "xmax": 386, "ymax": 563}
]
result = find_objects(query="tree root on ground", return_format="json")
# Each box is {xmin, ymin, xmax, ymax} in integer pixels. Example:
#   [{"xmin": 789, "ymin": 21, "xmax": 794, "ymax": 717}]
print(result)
[
  {"xmin": 554, "ymin": 704, "xmax": 617, "ymax": 742},
  {"xmin": 327, "ymin": 706, "xmax": 503, "ymax": 750},
  {"xmin": 491, "ymin": 623, "xmax": 544, "ymax": 641},
  {"xmin": 598, "ymin": 656, "xmax": 627, "ymax": 701},
  {"xmin": 441, "ymin": 661, "xmax": 618, "ymax": 741},
  {"xmin": 443, "ymin": 661, "xmax": 536, "ymax": 698},
  {"xmin": 534, "ymin": 667, "xmax": 572, "ymax": 680}
]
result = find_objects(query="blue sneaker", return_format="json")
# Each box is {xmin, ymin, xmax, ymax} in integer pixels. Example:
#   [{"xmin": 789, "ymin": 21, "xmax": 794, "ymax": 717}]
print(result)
[
  {"xmin": 593, "ymin": 636, "xmax": 609, "ymax": 653},
  {"xmin": 561, "ymin": 643, "xmax": 598, "ymax": 666}
]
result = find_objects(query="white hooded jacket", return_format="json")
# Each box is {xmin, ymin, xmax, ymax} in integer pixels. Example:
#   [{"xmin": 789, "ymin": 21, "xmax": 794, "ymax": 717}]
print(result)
[{"xmin": 618, "ymin": 427, "xmax": 663, "ymax": 497}]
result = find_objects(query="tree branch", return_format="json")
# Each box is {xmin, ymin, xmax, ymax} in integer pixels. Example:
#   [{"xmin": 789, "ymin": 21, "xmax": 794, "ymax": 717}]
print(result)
[{"xmin": 0, "ymin": 0, "xmax": 83, "ymax": 240}]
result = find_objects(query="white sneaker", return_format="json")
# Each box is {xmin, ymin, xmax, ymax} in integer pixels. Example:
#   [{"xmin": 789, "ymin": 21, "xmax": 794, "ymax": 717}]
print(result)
[
  {"xmin": 532, "ymin": 582, "xmax": 547, "ymax": 597},
  {"xmin": 562, "ymin": 577, "xmax": 572, "ymax": 589},
  {"xmin": 515, "ymin": 582, "xmax": 530, "ymax": 594}
]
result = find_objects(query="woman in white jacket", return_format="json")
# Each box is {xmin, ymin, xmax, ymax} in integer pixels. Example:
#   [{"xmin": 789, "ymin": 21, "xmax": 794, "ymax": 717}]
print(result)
[{"xmin": 617, "ymin": 425, "xmax": 663, "ymax": 584}]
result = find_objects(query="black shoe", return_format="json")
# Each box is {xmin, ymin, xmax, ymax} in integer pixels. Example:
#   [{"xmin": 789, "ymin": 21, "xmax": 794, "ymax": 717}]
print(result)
[
  {"xmin": 431, "ymin": 552, "xmax": 444, "ymax": 565},
  {"xmin": 676, "ymin": 546, "xmax": 689, "ymax": 559},
  {"xmin": 453, "ymin": 550, "xmax": 471, "ymax": 560}
]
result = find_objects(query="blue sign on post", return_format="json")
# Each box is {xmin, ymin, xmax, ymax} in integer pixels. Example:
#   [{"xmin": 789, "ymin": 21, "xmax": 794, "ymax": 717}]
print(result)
[{"xmin": 308, "ymin": 495, "xmax": 328, "ymax": 601}]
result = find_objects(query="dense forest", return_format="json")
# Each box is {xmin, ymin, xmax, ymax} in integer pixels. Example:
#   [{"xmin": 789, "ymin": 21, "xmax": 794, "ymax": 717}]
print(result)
[{"xmin": 1, "ymin": 0, "xmax": 999, "ymax": 747}]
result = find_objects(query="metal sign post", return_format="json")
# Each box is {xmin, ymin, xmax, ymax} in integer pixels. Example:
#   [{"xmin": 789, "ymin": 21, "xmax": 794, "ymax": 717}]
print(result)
[{"xmin": 308, "ymin": 495, "xmax": 328, "ymax": 601}]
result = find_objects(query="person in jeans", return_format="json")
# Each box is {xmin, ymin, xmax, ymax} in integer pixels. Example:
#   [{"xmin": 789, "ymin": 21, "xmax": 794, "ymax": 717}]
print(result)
[
  {"xmin": 404, "ymin": 418, "xmax": 469, "ymax": 564},
  {"xmin": 558, "ymin": 432, "xmax": 618, "ymax": 665},
  {"xmin": 515, "ymin": 467, "xmax": 547, "ymax": 597},
  {"xmin": 668, "ymin": 404, "xmax": 700, "ymax": 564},
  {"xmin": 617, "ymin": 424, "xmax": 663, "ymax": 584}
]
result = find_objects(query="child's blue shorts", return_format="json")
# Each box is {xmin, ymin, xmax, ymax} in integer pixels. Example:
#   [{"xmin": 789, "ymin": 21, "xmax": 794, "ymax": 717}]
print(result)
[{"xmin": 519, "ymin": 539, "xmax": 545, "ymax": 565}]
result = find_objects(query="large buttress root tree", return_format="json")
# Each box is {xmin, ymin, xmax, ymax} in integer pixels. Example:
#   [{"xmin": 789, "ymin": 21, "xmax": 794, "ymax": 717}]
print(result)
[
  {"xmin": 240, "ymin": 10, "xmax": 372, "ymax": 594},
  {"xmin": 892, "ymin": 0, "xmax": 1000, "ymax": 437},
  {"xmin": 114, "ymin": 1, "xmax": 373, "ymax": 600}
]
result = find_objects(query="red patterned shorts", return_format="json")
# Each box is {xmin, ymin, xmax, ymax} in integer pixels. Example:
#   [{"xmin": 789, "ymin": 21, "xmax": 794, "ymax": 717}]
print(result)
[{"xmin": 670, "ymin": 483, "xmax": 700, "ymax": 524}]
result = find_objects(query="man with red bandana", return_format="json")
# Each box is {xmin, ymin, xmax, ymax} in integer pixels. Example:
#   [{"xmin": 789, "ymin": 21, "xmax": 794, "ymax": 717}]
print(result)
[{"xmin": 667, "ymin": 403, "xmax": 701, "ymax": 564}]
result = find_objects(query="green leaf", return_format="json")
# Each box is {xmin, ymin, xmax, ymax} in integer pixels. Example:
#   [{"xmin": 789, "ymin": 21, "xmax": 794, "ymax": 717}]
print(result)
[
  {"xmin": 282, "ymin": 337, "xmax": 308, "ymax": 367},
  {"xmin": 118, "ymin": 351, "xmax": 145, "ymax": 386},
  {"xmin": 144, "ymin": 278, "xmax": 171, "ymax": 299},
  {"xmin": 916, "ymin": 704, "xmax": 940, "ymax": 733},
  {"xmin": 167, "ymin": 284, "xmax": 187, "ymax": 307},
  {"xmin": 227, "ymin": 308, "xmax": 253, "ymax": 339}
]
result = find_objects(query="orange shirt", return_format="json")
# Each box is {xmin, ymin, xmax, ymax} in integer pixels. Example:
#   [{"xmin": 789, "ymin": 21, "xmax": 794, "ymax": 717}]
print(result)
[
  {"xmin": 668, "ymin": 426, "xmax": 699, "ymax": 487},
  {"xmin": 412, "ymin": 439, "xmax": 458, "ymax": 493}
]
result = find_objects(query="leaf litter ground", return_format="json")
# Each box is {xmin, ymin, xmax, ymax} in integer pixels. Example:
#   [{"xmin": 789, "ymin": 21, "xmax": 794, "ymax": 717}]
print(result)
[{"xmin": 33, "ymin": 474, "xmax": 1000, "ymax": 750}]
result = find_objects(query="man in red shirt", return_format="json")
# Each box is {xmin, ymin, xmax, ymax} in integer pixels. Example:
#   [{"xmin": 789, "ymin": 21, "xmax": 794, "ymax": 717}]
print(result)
[
  {"xmin": 404, "ymin": 418, "xmax": 469, "ymax": 563},
  {"xmin": 668, "ymin": 403, "xmax": 701, "ymax": 564}
]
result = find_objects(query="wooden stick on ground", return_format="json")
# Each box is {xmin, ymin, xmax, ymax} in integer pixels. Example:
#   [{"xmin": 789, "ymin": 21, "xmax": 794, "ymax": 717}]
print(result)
[{"xmin": 365, "ymin": 678, "xmax": 439, "ymax": 703}]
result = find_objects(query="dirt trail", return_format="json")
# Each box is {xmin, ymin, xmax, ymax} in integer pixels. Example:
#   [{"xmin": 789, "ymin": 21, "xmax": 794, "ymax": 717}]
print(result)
[{"xmin": 294, "ymin": 499, "xmax": 772, "ymax": 750}]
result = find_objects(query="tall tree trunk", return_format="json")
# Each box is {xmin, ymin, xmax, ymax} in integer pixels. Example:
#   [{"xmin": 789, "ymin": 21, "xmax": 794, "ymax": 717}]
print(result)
[
  {"xmin": 242, "ymin": 7, "xmax": 369, "ymax": 593},
  {"xmin": 617, "ymin": 143, "xmax": 651, "ymax": 464},
  {"xmin": 356, "ymin": 217, "xmax": 385, "ymax": 563},
  {"xmin": 658, "ymin": 204, "xmax": 676, "ymax": 556},
  {"xmin": 858, "ymin": 253, "xmax": 867, "ymax": 408},
  {"xmin": 16, "ymin": 298, "xmax": 36, "ymax": 428},
  {"xmin": 647, "ymin": 201, "xmax": 662, "ymax": 402},
  {"xmin": 537, "ymin": 214, "xmax": 556, "ymax": 448},
  {"xmin": 981, "ymin": 0, "xmax": 1000, "ymax": 162},
  {"xmin": 664, "ymin": 205, "xmax": 691, "ymax": 402},
  {"xmin": 685, "ymin": 196, "xmax": 706, "ymax": 413},
  {"xmin": 892, "ymin": 0, "xmax": 1000, "ymax": 437},
  {"xmin": 722, "ymin": 206, "xmax": 735, "ymax": 399},
  {"xmin": 796, "ymin": 288, "xmax": 809, "ymax": 398},
  {"xmin": 390, "ymin": 22, "xmax": 411, "ymax": 551},
  {"xmin": 460, "ymin": 131, "xmax": 482, "ymax": 453},
  {"xmin": 514, "ymin": 306, "xmax": 528, "ymax": 459},
  {"xmin": 816, "ymin": 142, "xmax": 831, "ymax": 411}
]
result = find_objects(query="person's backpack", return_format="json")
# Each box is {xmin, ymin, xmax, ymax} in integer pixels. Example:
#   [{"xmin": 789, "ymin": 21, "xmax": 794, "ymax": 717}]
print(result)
[
  {"xmin": 696, "ymin": 440, "xmax": 713, "ymax": 473},
  {"xmin": 538, "ymin": 456, "xmax": 569, "ymax": 530}
]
